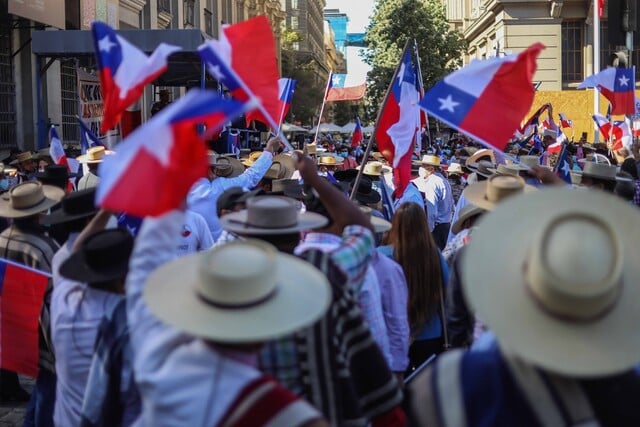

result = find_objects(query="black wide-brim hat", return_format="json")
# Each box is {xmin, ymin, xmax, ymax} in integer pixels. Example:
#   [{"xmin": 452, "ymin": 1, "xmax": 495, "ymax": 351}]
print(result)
[
  {"xmin": 35, "ymin": 164, "xmax": 77, "ymax": 181},
  {"xmin": 349, "ymin": 177, "xmax": 381, "ymax": 205},
  {"xmin": 42, "ymin": 188, "xmax": 98, "ymax": 225},
  {"xmin": 60, "ymin": 229, "xmax": 134, "ymax": 284},
  {"xmin": 333, "ymin": 168, "xmax": 359, "ymax": 182}
]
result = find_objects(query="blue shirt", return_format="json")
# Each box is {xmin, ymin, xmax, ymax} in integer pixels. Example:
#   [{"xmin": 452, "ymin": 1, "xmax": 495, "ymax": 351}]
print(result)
[
  {"xmin": 187, "ymin": 151, "xmax": 273, "ymax": 241},
  {"xmin": 412, "ymin": 172, "xmax": 454, "ymax": 230},
  {"xmin": 393, "ymin": 182, "xmax": 424, "ymax": 211}
]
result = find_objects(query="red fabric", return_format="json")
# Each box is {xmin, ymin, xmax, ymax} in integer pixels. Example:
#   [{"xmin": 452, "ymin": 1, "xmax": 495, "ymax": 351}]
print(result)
[
  {"xmin": 599, "ymin": 86, "xmax": 636, "ymax": 116},
  {"xmin": 0, "ymin": 261, "xmax": 49, "ymax": 377},
  {"xmin": 222, "ymin": 17, "xmax": 280, "ymax": 128},
  {"xmin": 217, "ymin": 375, "xmax": 303, "ymax": 427},
  {"xmin": 326, "ymin": 84, "xmax": 366, "ymax": 101},
  {"xmin": 372, "ymin": 406, "xmax": 407, "ymax": 427},
  {"xmin": 121, "ymin": 109, "xmax": 142, "ymax": 138},
  {"xmin": 459, "ymin": 43, "xmax": 543, "ymax": 151}
]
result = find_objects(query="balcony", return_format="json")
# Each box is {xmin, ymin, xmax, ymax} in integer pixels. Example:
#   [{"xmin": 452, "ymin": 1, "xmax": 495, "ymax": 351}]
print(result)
[{"xmin": 157, "ymin": 0, "xmax": 172, "ymax": 28}]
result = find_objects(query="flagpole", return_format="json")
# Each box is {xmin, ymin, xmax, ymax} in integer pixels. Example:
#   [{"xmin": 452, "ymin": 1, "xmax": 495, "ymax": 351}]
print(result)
[
  {"xmin": 593, "ymin": 0, "xmax": 600, "ymax": 143},
  {"xmin": 350, "ymin": 39, "xmax": 412, "ymax": 201},
  {"xmin": 276, "ymin": 80, "xmax": 289, "ymax": 135},
  {"xmin": 413, "ymin": 38, "xmax": 426, "ymax": 154},
  {"xmin": 314, "ymin": 69, "xmax": 333, "ymax": 144}
]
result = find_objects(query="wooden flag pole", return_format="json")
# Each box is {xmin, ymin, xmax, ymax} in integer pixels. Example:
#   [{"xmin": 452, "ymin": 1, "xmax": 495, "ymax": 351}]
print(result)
[
  {"xmin": 349, "ymin": 39, "xmax": 412, "ymax": 201},
  {"xmin": 313, "ymin": 70, "xmax": 333, "ymax": 144}
]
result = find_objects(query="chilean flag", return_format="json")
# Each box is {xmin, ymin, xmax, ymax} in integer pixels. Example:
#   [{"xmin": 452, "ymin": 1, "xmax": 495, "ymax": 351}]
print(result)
[
  {"xmin": 78, "ymin": 117, "xmax": 105, "ymax": 155},
  {"xmin": 592, "ymin": 113, "xmax": 613, "ymax": 139},
  {"xmin": 546, "ymin": 129, "xmax": 566, "ymax": 154},
  {"xmin": 591, "ymin": 114, "xmax": 632, "ymax": 151},
  {"xmin": 578, "ymin": 67, "xmax": 636, "ymax": 115},
  {"xmin": 92, "ymin": 21, "xmax": 181, "ymax": 133},
  {"xmin": 49, "ymin": 127, "xmax": 79, "ymax": 190},
  {"xmin": 0, "ymin": 258, "xmax": 50, "ymax": 377},
  {"xmin": 375, "ymin": 44, "xmax": 421, "ymax": 196},
  {"xmin": 325, "ymin": 73, "xmax": 366, "ymax": 101},
  {"xmin": 421, "ymin": 43, "xmax": 544, "ymax": 152},
  {"xmin": 96, "ymin": 90, "xmax": 248, "ymax": 217},
  {"xmin": 198, "ymin": 16, "xmax": 280, "ymax": 129},
  {"xmin": 558, "ymin": 113, "xmax": 573, "ymax": 128},
  {"xmin": 554, "ymin": 144, "xmax": 572, "ymax": 184},
  {"xmin": 277, "ymin": 78, "xmax": 296, "ymax": 126},
  {"xmin": 351, "ymin": 116, "xmax": 363, "ymax": 148}
]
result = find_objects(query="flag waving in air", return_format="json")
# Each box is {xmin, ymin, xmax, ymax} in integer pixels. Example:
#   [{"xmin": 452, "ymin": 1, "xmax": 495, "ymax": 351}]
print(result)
[
  {"xmin": 325, "ymin": 73, "xmax": 366, "ymax": 101},
  {"xmin": 78, "ymin": 117, "xmax": 105, "ymax": 155},
  {"xmin": 591, "ymin": 113, "xmax": 632, "ymax": 150},
  {"xmin": 374, "ymin": 41, "xmax": 421, "ymax": 196},
  {"xmin": 0, "ymin": 258, "xmax": 50, "ymax": 377},
  {"xmin": 558, "ymin": 113, "xmax": 573, "ymax": 128},
  {"xmin": 198, "ymin": 16, "xmax": 280, "ymax": 130},
  {"xmin": 49, "ymin": 127, "xmax": 79, "ymax": 190},
  {"xmin": 578, "ymin": 67, "xmax": 636, "ymax": 115},
  {"xmin": 91, "ymin": 21, "xmax": 180, "ymax": 133},
  {"xmin": 277, "ymin": 78, "xmax": 296, "ymax": 126},
  {"xmin": 351, "ymin": 116, "xmax": 363, "ymax": 148},
  {"xmin": 554, "ymin": 144, "xmax": 572, "ymax": 184},
  {"xmin": 420, "ymin": 43, "xmax": 544, "ymax": 152},
  {"xmin": 96, "ymin": 90, "xmax": 249, "ymax": 217}
]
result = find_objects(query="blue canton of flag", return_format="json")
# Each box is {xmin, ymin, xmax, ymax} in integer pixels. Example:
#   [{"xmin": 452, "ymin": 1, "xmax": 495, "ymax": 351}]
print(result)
[
  {"xmin": 77, "ymin": 118, "xmax": 105, "ymax": 154},
  {"xmin": 528, "ymin": 128, "xmax": 542, "ymax": 155},
  {"xmin": 554, "ymin": 144, "xmax": 572, "ymax": 184}
]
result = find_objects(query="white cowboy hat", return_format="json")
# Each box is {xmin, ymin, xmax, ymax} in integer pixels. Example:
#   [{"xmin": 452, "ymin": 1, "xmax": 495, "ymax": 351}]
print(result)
[
  {"xmin": 0, "ymin": 181, "xmax": 65, "ymax": 218},
  {"xmin": 447, "ymin": 162, "xmax": 464, "ymax": 175},
  {"xmin": 76, "ymin": 146, "xmax": 115, "ymax": 164},
  {"xmin": 574, "ymin": 162, "xmax": 632, "ymax": 182},
  {"xmin": 317, "ymin": 154, "xmax": 344, "ymax": 166},
  {"xmin": 144, "ymin": 239, "xmax": 331, "ymax": 343},
  {"xmin": 464, "ymin": 174, "xmax": 535, "ymax": 211},
  {"xmin": 356, "ymin": 161, "xmax": 392, "ymax": 177},
  {"xmin": 420, "ymin": 154, "xmax": 441, "ymax": 167},
  {"xmin": 463, "ymin": 188, "xmax": 640, "ymax": 377},
  {"xmin": 220, "ymin": 196, "xmax": 328, "ymax": 235},
  {"xmin": 466, "ymin": 148, "xmax": 495, "ymax": 165}
]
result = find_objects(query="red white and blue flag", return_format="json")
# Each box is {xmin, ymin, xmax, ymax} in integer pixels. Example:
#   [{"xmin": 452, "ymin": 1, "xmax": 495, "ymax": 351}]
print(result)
[
  {"xmin": 198, "ymin": 16, "xmax": 280, "ymax": 129},
  {"xmin": 277, "ymin": 78, "xmax": 296, "ymax": 126},
  {"xmin": 514, "ymin": 104, "xmax": 549, "ymax": 139},
  {"xmin": 92, "ymin": 21, "xmax": 180, "ymax": 133},
  {"xmin": 546, "ymin": 129, "xmax": 567, "ymax": 154},
  {"xmin": 558, "ymin": 113, "xmax": 573, "ymax": 128},
  {"xmin": 420, "ymin": 43, "xmax": 544, "ymax": 152},
  {"xmin": 375, "ymin": 42, "xmax": 421, "ymax": 196},
  {"xmin": 554, "ymin": 144, "xmax": 572, "ymax": 184},
  {"xmin": 351, "ymin": 116, "xmax": 363, "ymax": 148},
  {"xmin": 0, "ymin": 258, "xmax": 50, "ymax": 377},
  {"xmin": 325, "ymin": 73, "xmax": 366, "ymax": 102},
  {"xmin": 591, "ymin": 114, "xmax": 632, "ymax": 151},
  {"xmin": 578, "ymin": 67, "xmax": 636, "ymax": 115},
  {"xmin": 96, "ymin": 89, "xmax": 248, "ymax": 217},
  {"xmin": 49, "ymin": 127, "xmax": 79, "ymax": 190},
  {"xmin": 78, "ymin": 117, "xmax": 105, "ymax": 155}
]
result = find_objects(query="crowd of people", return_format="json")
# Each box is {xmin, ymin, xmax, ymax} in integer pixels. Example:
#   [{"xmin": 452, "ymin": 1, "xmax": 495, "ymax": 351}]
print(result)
[{"xmin": 0, "ymin": 114, "xmax": 639, "ymax": 427}]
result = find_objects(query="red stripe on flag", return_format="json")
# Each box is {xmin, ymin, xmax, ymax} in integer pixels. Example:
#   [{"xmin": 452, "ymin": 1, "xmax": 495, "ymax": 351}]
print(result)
[
  {"xmin": 0, "ymin": 261, "xmax": 49, "ymax": 377},
  {"xmin": 326, "ymin": 84, "xmax": 366, "ymax": 101}
]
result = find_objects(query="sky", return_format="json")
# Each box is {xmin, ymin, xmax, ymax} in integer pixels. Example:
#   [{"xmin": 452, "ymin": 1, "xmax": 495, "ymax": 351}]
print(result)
[{"xmin": 324, "ymin": 0, "xmax": 375, "ymax": 82}]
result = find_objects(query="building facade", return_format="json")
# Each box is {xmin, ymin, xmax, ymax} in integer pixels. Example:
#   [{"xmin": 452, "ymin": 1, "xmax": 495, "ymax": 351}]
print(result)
[
  {"xmin": 323, "ymin": 8, "xmax": 347, "ymax": 58},
  {"xmin": 2, "ymin": 0, "xmax": 285, "ymax": 151},
  {"xmin": 443, "ymin": 0, "xmax": 638, "ymax": 142}
]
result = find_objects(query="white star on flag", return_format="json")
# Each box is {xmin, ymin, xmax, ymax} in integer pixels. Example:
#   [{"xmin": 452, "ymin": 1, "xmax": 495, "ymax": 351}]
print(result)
[
  {"xmin": 98, "ymin": 36, "xmax": 117, "ymax": 53},
  {"xmin": 332, "ymin": 75, "xmax": 343, "ymax": 86},
  {"xmin": 438, "ymin": 95, "xmax": 459, "ymax": 113},
  {"xmin": 619, "ymin": 75, "xmax": 630, "ymax": 86},
  {"xmin": 561, "ymin": 160, "xmax": 570, "ymax": 176}
]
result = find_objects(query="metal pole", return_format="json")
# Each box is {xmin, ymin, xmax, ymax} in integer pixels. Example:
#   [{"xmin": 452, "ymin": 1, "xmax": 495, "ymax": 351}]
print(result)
[
  {"xmin": 594, "ymin": 0, "xmax": 601, "ymax": 143},
  {"xmin": 350, "ymin": 39, "xmax": 411, "ymax": 201},
  {"xmin": 36, "ymin": 57, "xmax": 44, "ymax": 150},
  {"xmin": 313, "ymin": 70, "xmax": 332, "ymax": 144}
]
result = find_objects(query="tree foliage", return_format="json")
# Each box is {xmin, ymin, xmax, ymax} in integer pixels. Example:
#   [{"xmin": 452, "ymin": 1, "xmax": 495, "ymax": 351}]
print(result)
[{"xmin": 363, "ymin": 0, "xmax": 467, "ymax": 121}]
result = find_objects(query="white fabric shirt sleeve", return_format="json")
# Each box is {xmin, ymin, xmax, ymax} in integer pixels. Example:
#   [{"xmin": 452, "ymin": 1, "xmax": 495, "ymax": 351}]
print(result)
[{"xmin": 220, "ymin": 151, "xmax": 273, "ymax": 190}]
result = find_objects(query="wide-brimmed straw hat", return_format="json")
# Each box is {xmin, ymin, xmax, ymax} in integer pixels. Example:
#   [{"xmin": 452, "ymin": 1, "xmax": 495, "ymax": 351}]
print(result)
[
  {"xmin": 359, "ymin": 206, "xmax": 391, "ymax": 233},
  {"xmin": 464, "ymin": 174, "xmax": 535, "ymax": 211},
  {"xmin": 317, "ymin": 155, "xmax": 344, "ymax": 166},
  {"xmin": 241, "ymin": 151, "xmax": 264, "ymax": 167},
  {"xmin": 42, "ymin": 188, "xmax": 98, "ymax": 225},
  {"xmin": 303, "ymin": 143, "xmax": 317, "ymax": 155},
  {"xmin": 0, "ymin": 181, "xmax": 65, "ymax": 218},
  {"xmin": 356, "ymin": 161, "xmax": 391, "ymax": 177},
  {"xmin": 59, "ymin": 229, "xmax": 134, "ymax": 284},
  {"xmin": 466, "ymin": 160, "xmax": 496, "ymax": 178},
  {"xmin": 451, "ymin": 203, "xmax": 486, "ymax": 234},
  {"xmin": 76, "ymin": 146, "xmax": 114, "ymax": 164},
  {"xmin": 488, "ymin": 163, "xmax": 526, "ymax": 177},
  {"xmin": 221, "ymin": 196, "xmax": 328, "ymax": 235},
  {"xmin": 575, "ymin": 162, "xmax": 632, "ymax": 182},
  {"xmin": 10, "ymin": 151, "xmax": 37, "ymax": 166},
  {"xmin": 143, "ymin": 239, "xmax": 331, "ymax": 343},
  {"xmin": 447, "ymin": 162, "xmax": 464, "ymax": 175},
  {"xmin": 518, "ymin": 155, "xmax": 542, "ymax": 169},
  {"xmin": 215, "ymin": 156, "xmax": 245, "ymax": 178},
  {"xmin": 463, "ymin": 188, "xmax": 640, "ymax": 377},
  {"xmin": 466, "ymin": 148, "xmax": 495, "ymax": 165},
  {"xmin": 420, "ymin": 154, "xmax": 441, "ymax": 167}
]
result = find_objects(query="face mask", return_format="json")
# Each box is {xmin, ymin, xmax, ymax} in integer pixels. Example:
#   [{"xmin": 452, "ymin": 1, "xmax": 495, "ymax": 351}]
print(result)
[{"xmin": 340, "ymin": 152, "xmax": 348, "ymax": 158}]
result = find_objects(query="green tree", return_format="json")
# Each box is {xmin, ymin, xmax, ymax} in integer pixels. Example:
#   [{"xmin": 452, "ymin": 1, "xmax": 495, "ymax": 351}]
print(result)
[
  {"xmin": 331, "ymin": 101, "xmax": 354, "ymax": 126},
  {"xmin": 363, "ymin": 0, "xmax": 466, "ymax": 121}
]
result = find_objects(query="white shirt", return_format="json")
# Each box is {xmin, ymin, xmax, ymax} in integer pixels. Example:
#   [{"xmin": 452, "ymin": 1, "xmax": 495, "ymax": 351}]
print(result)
[
  {"xmin": 51, "ymin": 234, "xmax": 123, "ymax": 427},
  {"xmin": 176, "ymin": 210, "xmax": 214, "ymax": 257},
  {"xmin": 412, "ymin": 172, "xmax": 454, "ymax": 230},
  {"xmin": 187, "ymin": 152, "xmax": 273, "ymax": 241},
  {"xmin": 77, "ymin": 172, "xmax": 100, "ymax": 190}
]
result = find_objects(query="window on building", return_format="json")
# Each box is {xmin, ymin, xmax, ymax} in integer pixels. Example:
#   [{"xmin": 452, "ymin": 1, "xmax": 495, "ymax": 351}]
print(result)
[
  {"xmin": 291, "ymin": 16, "xmax": 298, "ymax": 30},
  {"xmin": 204, "ymin": 9, "xmax": 213, "ymax": 35},
  {"xmin": 600, "ymin": 22, "xmax": 640, "ymax": 80},
  {"xmin": 60, "ymin": 61, "xmax": 79, "ymax": 143},
  {"xmin": 291, "ymin": 0, "xmax": 298, "ymax": 8},
  {"xmin": 158, "ymin": 0, "xmax": 171, "ymax": 13},
  {"xmin": 0, "ymin": 29, "xmax": 16, "ymax": 149},
  {"xmin": 184, "ymin": 0, "xmax": 195, "ymax": 26},
  {"xmin": 292, "ymin": 41, "xmax": 299, "ymax": 50},
  {"xmin": 562, "ymin": 21, "xmax": 584, "ymax": 83},
  {"xmin": 211, "ymin": 0, "xmax": 219, "ymax": 35}
]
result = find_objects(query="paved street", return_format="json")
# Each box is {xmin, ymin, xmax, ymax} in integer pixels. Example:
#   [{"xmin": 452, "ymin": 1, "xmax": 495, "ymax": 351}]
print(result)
[{"xmin": 0, "ymin": 376, "xmax": 33, "ymax": 426}]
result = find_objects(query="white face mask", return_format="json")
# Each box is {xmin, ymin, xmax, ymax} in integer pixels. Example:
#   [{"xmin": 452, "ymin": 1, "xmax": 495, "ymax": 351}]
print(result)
[{"xmin": 418, "ymin": 167, "xmax": 427, "ymax": 178}]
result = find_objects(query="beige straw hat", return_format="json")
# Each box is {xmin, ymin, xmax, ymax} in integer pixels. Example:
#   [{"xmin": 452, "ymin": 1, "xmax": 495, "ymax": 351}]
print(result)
[
  {"xmin": 574, "ymin": 162, "xmax": 632, "ymax": 182},
  {"xmin": 463, "ymin": 188, "xmax": 640, "ymax": 377},
  {"xmin": 451, "ymin": 204, "xmax": 486, "ymax": 234},
  {"xmin": 317, "ymin": 155, "xmax": 344, "ymax": 166},
  {"xmin": 420, "ymin": 154, "xmax": 441, "ymax": 167},
  {"xmin": 466, "ymin": 148, "xmax": 496, "ymax": 165},
  {"xmin": 76, "ymin": 146, "xmax": 115, "ymax": 164},
  {"xmin": 463, "ymin": 174, "xmax": 535, "ymax": 211},
  {"xmin": 144, "ymin": 239, "xmax": 331, "ymax": 343},
  {"xmin": 221, "ymin": 196, "xmax": 328, "ymax": 235},
  {"xmin": 0, "ymin": 181, "xmax": 65, "ymax": 218},
  {"xmin": 356, "ymin": 161, "xmax": 391, "ymax": 177}
]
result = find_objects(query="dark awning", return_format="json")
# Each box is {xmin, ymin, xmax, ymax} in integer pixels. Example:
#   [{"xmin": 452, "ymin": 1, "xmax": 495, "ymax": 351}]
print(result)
[{"xmin": 31, "ymin": 28, "xmax": 215, "ymax": 87}]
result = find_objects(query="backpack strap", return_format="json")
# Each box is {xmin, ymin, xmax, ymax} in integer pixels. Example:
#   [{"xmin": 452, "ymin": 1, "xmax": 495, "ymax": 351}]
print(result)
[{"xmin": 504, "ymin": 354, "xmax": 600, "ymax": 427}]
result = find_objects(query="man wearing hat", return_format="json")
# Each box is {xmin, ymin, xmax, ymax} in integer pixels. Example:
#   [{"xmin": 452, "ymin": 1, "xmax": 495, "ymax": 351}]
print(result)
[
  {"xmin": 187, "ymin": 137, "xmax": 281, "ymax": 242},
  {"xmin": 76, "ymin": 146, "xmax": 113, "ymax": 190},
  {"xmin": 11, "ymin": 151, "xmax": 38, "ymax": 183},
  {"xmin": 36, "ymin": 164, "xmax": 77, "ymax": 192},
  {"xmin": 576, "ymin": 161, "xmax": 630, "ymax": 193},
  {"xmin": 412, "ymin": 154, "xmax": 454, "ymax": 249},
  {"xmin": 0, "ymin": 182, "xmax": 64, "ymax": 422},
  {"xmin": 123, "ymin": 203, "xmax": 331, "ymax": 425},
  {"xmin": 446, "ymin": 162, "xmax": 465, "ymax": 205},
  {"xmin": 220, "ymin": 155, "xmax": 405, "ymax": 426},
  {"xmin": 408, "ymin": 188, "xmax": 640, "ymax": 426}
]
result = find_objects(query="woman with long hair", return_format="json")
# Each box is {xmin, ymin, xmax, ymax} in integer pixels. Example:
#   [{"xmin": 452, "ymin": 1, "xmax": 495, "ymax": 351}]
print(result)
[{"xmin": 378, "ymin": 202, "xmax": 449, "ymax": 374}]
